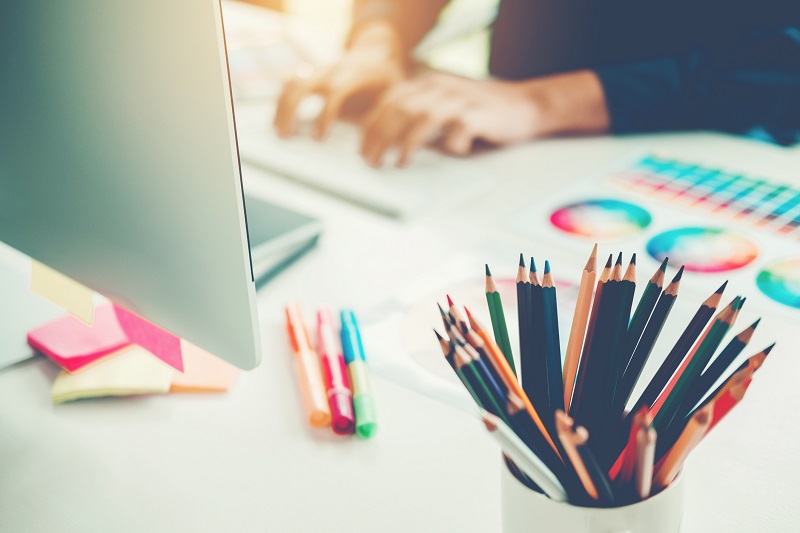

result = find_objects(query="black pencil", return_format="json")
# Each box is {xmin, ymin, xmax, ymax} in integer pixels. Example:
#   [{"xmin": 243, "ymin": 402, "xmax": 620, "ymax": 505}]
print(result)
[
  {"xmin": 611, "ymin": 266, "xmax": 684, "ymax": 421},
  {"xmin": 528, "ymin": 257, "xmax": 549, "ymax": 414},
  {"xmin": 618, "ymin": 258, "xmax": 668, "ymax": 385},
  {"xmin": 542, "ymin": 260, "xmax": 564, "ymax": 412},
  {"xmin": 608, "ymin": 254, "xmax": 637, "ymax": 417},
  {"xmin": 518, "ymin": 254, "xmax": 536, "ymax": 406}
]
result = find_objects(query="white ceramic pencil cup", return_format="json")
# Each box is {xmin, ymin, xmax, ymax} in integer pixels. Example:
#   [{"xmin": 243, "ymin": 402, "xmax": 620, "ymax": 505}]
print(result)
[{"xmin": 501, "ymin": 463, "xmax": 685, "ymax": 533}]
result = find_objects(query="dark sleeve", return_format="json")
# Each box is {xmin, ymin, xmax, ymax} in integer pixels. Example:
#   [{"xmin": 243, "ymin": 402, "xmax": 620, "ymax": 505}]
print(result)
[
  {"xmin": 595, "ymin": 28, "xmax": 800, "ymax": 146},
  {"xmin": 350, "ymin": 0, "xmax": 450, "ymax": 53}
]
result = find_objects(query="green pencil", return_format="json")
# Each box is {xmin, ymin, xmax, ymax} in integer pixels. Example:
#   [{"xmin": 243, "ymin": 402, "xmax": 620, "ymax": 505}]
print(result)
[{"xmin": 486, "ymin": 264, "xmax": 515, "ymax": 374}]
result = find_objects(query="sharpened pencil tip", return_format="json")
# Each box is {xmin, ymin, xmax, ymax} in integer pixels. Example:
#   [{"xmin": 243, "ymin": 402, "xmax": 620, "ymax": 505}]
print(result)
[
  {"xmin": 716, "ymin": 280, "xmax": 728, "ymax": 294},
  {"xmin": 446, "ymin": 294, "xmax": 454, "ymax": 307},
  {"xmin": 519, "ymin": 253, "xmax": 525, "ymax": 267},
  {"xmin": 485, "ymin": 264, "xmax": 491, "ymax": 277},
  {"xmin": 764, "ymin": 342, "xmax": 777, "ymax": 354},
  {"xmin": 591, "ymin": 243, "xmax": 598, "ymax": 257},
  {"xmin": 531, "ymin": 257, "xmax": 537, "ymax": 273},
  {"xmin": 605, "ymin": 254, "xmax": 613, "ymax": 269},
  {"xmin": 736, "ymin": 297, "xmax": 747, "ymax": 311},
  {"xmin": 630, "ymin": 253, "xmax": 637, "ymax": 265},
  {"xmin": 434, "ymin": 329, "xmax": 444, "ymax": 341},
  {"xmin": 660, "ymin": 257, "xmax": 669, "ymax": 272},
  {"xmin": 615, "ymin": 252, "xmax": 623, "ymax": 265},
  {"xmin": 672, "ymin": 265, "xmax": 685, "ymax": 282},
  {"xmin": 751, "ymin": 317, "xmax": 761, "ymax": 329},
  {"xmin": 544, "ymin": 260, "xmax": 551, "ymax": 274},
  {"xmin": 437, "ymin": 303, "xmax": 447, "ymax": 317}
]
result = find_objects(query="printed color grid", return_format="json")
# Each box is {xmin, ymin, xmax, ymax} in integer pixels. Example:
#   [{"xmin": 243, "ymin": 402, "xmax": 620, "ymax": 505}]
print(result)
[{"xmin": 611, "ymin": 155, "xmax": 800, "ymax": 237}]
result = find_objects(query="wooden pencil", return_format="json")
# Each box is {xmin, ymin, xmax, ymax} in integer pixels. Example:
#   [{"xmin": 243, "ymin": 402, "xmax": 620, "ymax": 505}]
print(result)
[
  {"xmin": 482, "ymin": 411, "xmax": 568, "ymax": 501},
  {"xmin": 527, "ymin": 257, "xmax": 549, "ymax": 414},
  {"xmin": 612, "ymin": 266, "xmax": 684, "ymax": 422},
  {"xmin": 607, "ymin": 254, "xmax": 638, "ymax": 419},
  {"xmin": 517, "ymin": 255, "xmax": 536, "ymax": 407},
  {"xmin": 570, "ymin": 254, "xmax": 613, "ymax": 419},
  {"xmin": 435, "ymin": 330, "xmax": 484, "ymax": 408},
  {"xmin": 634, "ymin": 424, "xmax": 657, "ymax": 500},
  {"xmin": 555, "ymin": 410, "xmax": 600, "ymax": 501},
  {"xmin": 652, "ymin": 404, "xmax": 712, "ymax": 490},
  {"xmin": 625, "ymin": 281, "xmax": 726, "ymax": 421},
  {"xmin": 615, "ymin": 407, "xmax": 651, "ymax": 488},
  {"xmin": 465, "ymin": 308, "xmax": 561, "ymax": 457},
  {"xmin": 542, "ymin": 260, "xmax": 564, "ymax": 412},
  {"xmin": 673, "ymin": 319, "xmax": 760, "ymax": 426},
  {"xmin": 692, "ymin": 345, "xmax": 772, "ymax": 418},
  {"xmin": 563, "ymin": 244, "xmax": 597, "ymax": 411},
  {"xmin": 485, "ymin": 264, "xmax": 515, "ymax": 373},
  {"xmin": 652, "ymin": 297, "xmax": 744, "ymax": 434},
  {"xmin": 574, "ymin": 427, "xmax": 616, "ymax": 506},
  {"xmin": 619, "ymin": 258, "xmax": 668, "ymax": 381}
]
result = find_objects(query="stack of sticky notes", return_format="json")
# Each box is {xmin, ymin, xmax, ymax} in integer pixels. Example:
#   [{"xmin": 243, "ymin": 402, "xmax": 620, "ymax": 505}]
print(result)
[{"xmin": 27, "ymin": 303, "xmax": 239, "ymax": 403}]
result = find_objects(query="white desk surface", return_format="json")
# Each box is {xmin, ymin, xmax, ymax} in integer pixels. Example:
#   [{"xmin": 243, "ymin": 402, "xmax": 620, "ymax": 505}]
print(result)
[{"xmin": 2, "ymin": 127, "xmax": 800, "ymax": 532}]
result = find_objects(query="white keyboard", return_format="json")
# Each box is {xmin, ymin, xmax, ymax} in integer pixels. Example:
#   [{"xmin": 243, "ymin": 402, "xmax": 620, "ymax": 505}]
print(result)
[{"xmin": 234, "ymin": 101, "xmax": 495, "ymax": 218}]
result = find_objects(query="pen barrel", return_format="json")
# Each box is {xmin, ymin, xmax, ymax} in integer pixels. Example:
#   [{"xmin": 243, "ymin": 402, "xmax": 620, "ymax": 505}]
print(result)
[
  {"xmin": 348, "ymin": 360, "xmax": 378, "ymax": 438},
  {"xmin": 321, "ymin": 354, "xmax": 355, "ymax": 435},
  {"xmin": 293, "ymin": 350, "xmax": 331, "ymax": 428}
]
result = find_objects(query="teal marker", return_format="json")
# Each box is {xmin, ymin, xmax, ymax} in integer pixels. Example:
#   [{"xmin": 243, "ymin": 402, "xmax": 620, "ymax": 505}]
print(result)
[{"xmin": 339, "ymin": 310, "xmax": 377, "ymax": 438}]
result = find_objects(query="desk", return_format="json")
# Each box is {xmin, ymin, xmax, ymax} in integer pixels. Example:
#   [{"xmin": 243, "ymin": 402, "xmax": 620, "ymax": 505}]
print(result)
[{"xmin": 2, "ymin": 130, "xmax": 800, "ymax": 532}]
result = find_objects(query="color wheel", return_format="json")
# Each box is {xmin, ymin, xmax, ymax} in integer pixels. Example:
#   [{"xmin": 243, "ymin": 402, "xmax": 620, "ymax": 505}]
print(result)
[
  {"xmin": 756, "ymin": 259, "xmax": 800, "ymax": 309},
  {"xmin": 646, "ymin": 227, "xmax": 758, "ymax": 273},
  {"xmin": 549, "ymin": 199, "xmax": 652, "ymax": 239}
]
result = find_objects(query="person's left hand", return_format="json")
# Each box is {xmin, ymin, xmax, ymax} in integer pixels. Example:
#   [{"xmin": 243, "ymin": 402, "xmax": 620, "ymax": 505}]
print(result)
[{"xmin": 359, "ymin": 72, "xmax": 545, "ymax": 168}]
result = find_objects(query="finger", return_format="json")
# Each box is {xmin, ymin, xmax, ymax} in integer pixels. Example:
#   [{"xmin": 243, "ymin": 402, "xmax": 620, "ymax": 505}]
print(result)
[
  {"xmin": 396, "ymin": 116, "xmax": 441, "ymax": 168},
  {"xmin": 274, "ymin": 77, "xmax": 317, "ymax": 138},
  {"xmin": 443, "ymin": 119, "xmax": 476, "ymax": 156},
  {"xmin": 313, "ymin": 88, "xmax": 347, "ymax": 140},
  {"xmin": 363, "ymin": 105, "xmax": 411, "ymax": 168}
]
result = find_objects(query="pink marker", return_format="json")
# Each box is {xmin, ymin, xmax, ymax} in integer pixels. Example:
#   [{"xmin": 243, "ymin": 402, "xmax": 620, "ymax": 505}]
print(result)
[{"xmin": 316, "ymin": 307, "xmax": 355, "ymax": 435}]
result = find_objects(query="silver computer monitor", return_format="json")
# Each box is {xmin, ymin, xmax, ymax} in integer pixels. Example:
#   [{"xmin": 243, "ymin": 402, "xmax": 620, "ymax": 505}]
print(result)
[{"xmin": 0, "ymin": 0, "xmax": 262, "ymax": 369}]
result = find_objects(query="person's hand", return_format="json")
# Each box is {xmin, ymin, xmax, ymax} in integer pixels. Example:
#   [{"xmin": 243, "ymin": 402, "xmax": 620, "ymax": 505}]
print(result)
[
  {"xmin": 273, "ymin": 22, "xmax": 406, "ymax": 140},
  {"xmin": 359, "ymin": 70, "xmax": 611, "ymax": 168}
]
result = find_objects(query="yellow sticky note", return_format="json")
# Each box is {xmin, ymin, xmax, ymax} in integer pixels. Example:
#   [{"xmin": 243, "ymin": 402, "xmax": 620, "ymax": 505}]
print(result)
[
  {"xmin": 51, "ymin": 345, "xmax": 175, "ymax": 404},
  {"xmin": 30, "ymin": 260, "xmax": 95, "ymax": 325},
  {"xmin": 170, "ymin": 340, "xmax": 239, "ymax": 393}
]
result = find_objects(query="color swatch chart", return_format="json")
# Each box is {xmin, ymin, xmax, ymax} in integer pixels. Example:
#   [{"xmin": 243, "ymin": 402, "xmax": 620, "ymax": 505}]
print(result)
[{"xmin": 609, "ymin": 155, "xmax": 800, "ymax": 238}]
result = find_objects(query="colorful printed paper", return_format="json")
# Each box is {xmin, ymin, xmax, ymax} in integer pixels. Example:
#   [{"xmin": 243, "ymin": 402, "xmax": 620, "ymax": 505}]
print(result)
[
  {"xmin": 27, "ymin": 303, "xmax": 131, "ymax": 372},
  {"xmin": 50, "ymin": 345, "xmax": 175, "ymax": 404},
  {"xmin": 113, "ymin": 304, "xmax": 184, "ymax": 372},
  {"xmin": 549, "ymin": 199, "xmax": 652, "ymax": 240},
  {"xmin": 170, "ymin": 340, "xmax": 239, "ymax": 393},
  {"xmin": 30, "ymin": 260, "xmax": 95, "ymax": 325},
  {"xmin": 646, "ymin": 227, "xmax": 759, "ymax": 273}
]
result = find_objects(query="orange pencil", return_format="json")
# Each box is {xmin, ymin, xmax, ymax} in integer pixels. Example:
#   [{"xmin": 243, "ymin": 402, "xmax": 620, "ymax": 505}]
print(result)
[
  {"xmin": 634, "ymin": 424, "xmax": 657, "ymax": 499},
  {"xmin": 653, "ymin": 404, "xmax": 712, "ymax": 489},
  {"xmin": 465, "ymin": 308, "xmax": 561, "ymax": 457},
  {"xmin": 285, "ymin": 304, "xmax": 331, "ymax": 428},
  {"xmin": 555, "ymin": 411, "xmax": 599, "ymax": 500},
  {"xmin": 563, "ymin": 244, "xmax": 598, "ymax": 411}
]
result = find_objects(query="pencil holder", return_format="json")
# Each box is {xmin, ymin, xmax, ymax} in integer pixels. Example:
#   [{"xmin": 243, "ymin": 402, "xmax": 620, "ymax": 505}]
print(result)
[{"xmin": 501, "ymin": 462, "xmax": 685, "ymax": 533}]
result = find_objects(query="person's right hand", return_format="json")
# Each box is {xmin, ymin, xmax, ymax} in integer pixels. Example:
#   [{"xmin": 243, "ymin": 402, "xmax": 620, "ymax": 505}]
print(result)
[{"xmin": 273, "ymin": 22, "xmax": 406, "ymax": 140}]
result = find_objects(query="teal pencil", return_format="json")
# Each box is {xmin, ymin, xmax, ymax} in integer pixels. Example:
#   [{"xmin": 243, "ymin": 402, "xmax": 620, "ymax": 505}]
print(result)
[{"xmin": 542, "ymin": 261, "xmax": 564, "ymax": 412}]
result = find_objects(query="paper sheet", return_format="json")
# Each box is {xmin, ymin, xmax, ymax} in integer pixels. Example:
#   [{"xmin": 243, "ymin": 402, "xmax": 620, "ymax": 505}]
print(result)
[
  {"xmin": 30, "ymin": 260, "xmax": 94, "ymax": 325},
  {"xmin": 27, "ymin": 304, "xmax": 131, "ymax": 373},
  {"xmin": 170, "ymin": 340, "xmax": 239, "ymax": 393},
  {"xmin": 51, "ymin": 345, "xmax": 175, "ymax": 404},
  {"xmin": 113, "ymin": 305, "xmax": 184, "ymax": 372}
]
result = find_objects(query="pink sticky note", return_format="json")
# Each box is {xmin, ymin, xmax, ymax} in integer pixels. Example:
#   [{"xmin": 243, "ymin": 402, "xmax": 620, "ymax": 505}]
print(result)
[
  {"xmin": 113, "ymin": 304, "xmax": 184, "ymax": 372},
  {"xmin": 28, "ymin": 304, "xmax": 132, "ymax": 373},
  {"xmin": 170, "ymin": 340, "xmax": 239, "ymax": 393}
]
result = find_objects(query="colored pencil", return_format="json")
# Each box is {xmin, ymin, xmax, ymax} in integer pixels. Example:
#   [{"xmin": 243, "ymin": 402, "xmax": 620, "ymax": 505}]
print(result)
[
  {"xmin": 435, "ymin": 330, "xmax": 483, "ymax": 408},
  {"xmin": 555, "ymin": 411, "xmax": 601, "ymax": 501},
  {"xmin": 620, "ymin": 258, "xmax": 668, "ymax": 377},
  {"xmin": 452, "ymin": 340, "xmax": 509, "ymax": 422},
  {"xmin": 653, "ymin": 404, "xmax": 712, "ymax": 490},
  {"xmin": 556, "ymin": 411, "xmax": 615, "ymax": 505},
  {"xmin": 517, "ymin": 255, "xmax": 535, "ymax": 405},
  {"xmin": 464, "ymin": 308, "xmax": 560, "ymax": 456},
  {"xmin": 570, "ymin": 254, "xmax": 613, "ymax": 420},
  {"xmin": 693, "ymin": 345, "xmax": 772, "ymax": 418},
  {"xmin": 542, "ymin": 260, "xmax": 564, "ymax": 412},
  {"xmin": 527, "ymin": 257, "xmax": 549, "ymax": 414},
  {"xmin": 607, "ymin": 254, "xmax": 638, "ymax": 418},
  {"xmin": 673, "ymin": 319, "xmax": 760, "ymax": 425},
  {"xmin": 615, "ymin": 407, "xmax": 651, "ymax": 487},
  {"xmin": 563, "ymin": 244, "xmax": 597, "ymax": 411},
  {"xmin": 626, "ymin": 281, "xmax": 726, "ymax": 420},
  {"xmin": 611, "ymin": 266, "xmax": 684, "ymax": 421},
  {"xmin": 634, "ymin": 424, "xmax": 657, "ymax": 499},
  {"xmin": 485, "ymin": 264, "xmax": 515, "ymax": 373},
  {"xmin": 482, "ymin": 411, "xmax": 568, "ymax": 501},
  {"xmin": 460, "ymin": 324, "xmax": 510, "ymax": 399},
  {"xmin": 652, "ymin": 297, "xmax": 744, "ymax": 436}
]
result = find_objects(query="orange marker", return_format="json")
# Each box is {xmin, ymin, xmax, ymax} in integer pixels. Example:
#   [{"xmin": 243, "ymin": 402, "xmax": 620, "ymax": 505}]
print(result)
[{"xmin": 285, "ymin": 304, "xmax": 331, "ymax": 428}]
